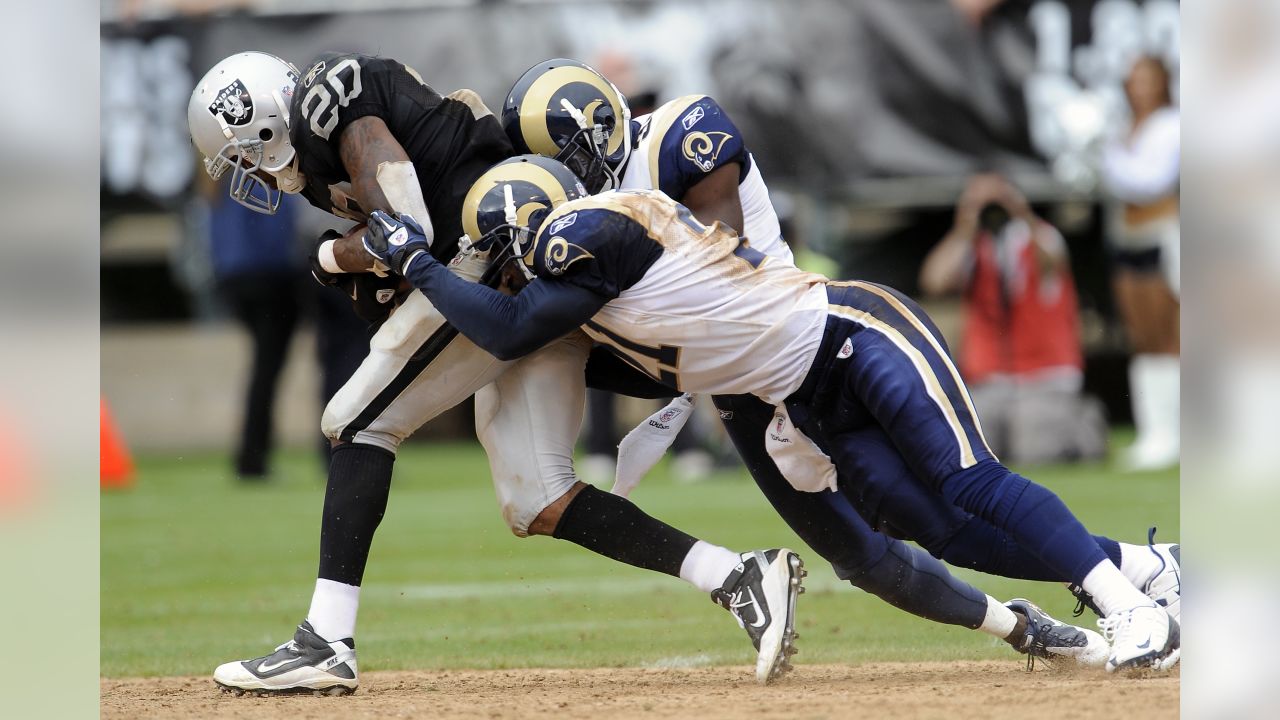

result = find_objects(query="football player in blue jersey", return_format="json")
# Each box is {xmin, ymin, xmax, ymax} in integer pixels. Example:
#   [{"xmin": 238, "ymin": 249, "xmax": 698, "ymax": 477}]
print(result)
[
  {"xmin": 499, "ymin": 61, "xmax": 1179, "ymax": 660},
  {"xmin": 362, "ymin": 155, "xmax": 1181, "ymax": 674}
]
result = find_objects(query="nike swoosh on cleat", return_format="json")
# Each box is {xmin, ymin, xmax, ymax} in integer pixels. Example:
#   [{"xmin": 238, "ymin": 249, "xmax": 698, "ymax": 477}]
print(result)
[
  {"xmin": 1135, "ymin": 635, "xmax": 1151, "ymax": 650},
  {"xmin": 257, "ymin": 656, "xmax": 306, "ymax": 674},
  {"xmin": 730, "ymin": 588, "xmax": 768, "ymax": 629}
]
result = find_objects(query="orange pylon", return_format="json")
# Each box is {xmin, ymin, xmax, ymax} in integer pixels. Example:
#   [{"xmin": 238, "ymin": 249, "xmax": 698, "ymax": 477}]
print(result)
[
  {"xmin": 101, "ymin": 398, "xmax": 134, "ymax": 489},
  {"xmin": 0, "ymin": 405, "xmax": 33, "ymax": 511}
]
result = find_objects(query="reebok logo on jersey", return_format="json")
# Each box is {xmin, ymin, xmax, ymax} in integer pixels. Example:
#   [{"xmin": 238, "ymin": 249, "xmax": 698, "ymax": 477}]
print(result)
[
  {"xmin": 303, "ymin": 61, "xmax": 326, "ymax": 88},
  {"xmin": 547, "ymin": 212, "xmax": 578, "ymax": 235},
  {"xmin": 837, "ymin": 337, "xmax": 854, "ymax": 359},
  {"xmin": 681, "ymin": 104, "xmax": 705, "ymax": 130},
  {"xmin": 718, "ymin": 410, "xmax": 734, "ymax": 420}
]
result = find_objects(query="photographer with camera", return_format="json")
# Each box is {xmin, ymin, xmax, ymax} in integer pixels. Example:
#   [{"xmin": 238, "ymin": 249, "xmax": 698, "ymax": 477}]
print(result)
[{"xmin": 920, "ymin": 174, "xmax": 1106, "ymax": 464}]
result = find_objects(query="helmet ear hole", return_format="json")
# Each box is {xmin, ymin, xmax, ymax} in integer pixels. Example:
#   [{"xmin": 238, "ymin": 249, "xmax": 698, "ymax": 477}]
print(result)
[{"xmin": 259, "ymin": 128, "xmax": 274, "ymax": 141}]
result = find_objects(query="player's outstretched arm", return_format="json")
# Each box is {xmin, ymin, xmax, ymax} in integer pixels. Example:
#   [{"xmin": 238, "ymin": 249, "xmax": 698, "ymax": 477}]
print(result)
[
  {"xmin": 410, "ymin": 259, "xmax": 602, "ymax": 360},
  {"xmin": 363, "ymin": 211, "xmax": 605, "ymax": 360}
]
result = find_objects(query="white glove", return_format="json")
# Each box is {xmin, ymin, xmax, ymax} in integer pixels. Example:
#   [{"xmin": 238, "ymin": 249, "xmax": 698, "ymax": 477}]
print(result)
[{"xmin": 611, "ymin": 394, "xmax": 696, "ymax": 497}]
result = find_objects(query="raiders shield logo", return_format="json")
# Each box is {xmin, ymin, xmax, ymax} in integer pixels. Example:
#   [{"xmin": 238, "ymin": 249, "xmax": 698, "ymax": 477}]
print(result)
[{"xmin": 207, "ymin": 79, "xmax": 254, "ymax": 126}]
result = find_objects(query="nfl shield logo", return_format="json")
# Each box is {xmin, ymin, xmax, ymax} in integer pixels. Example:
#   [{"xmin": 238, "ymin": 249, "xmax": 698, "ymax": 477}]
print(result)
[{"xmin": 837, "ymin": 337, "xmax": 854, "ymax": 359}]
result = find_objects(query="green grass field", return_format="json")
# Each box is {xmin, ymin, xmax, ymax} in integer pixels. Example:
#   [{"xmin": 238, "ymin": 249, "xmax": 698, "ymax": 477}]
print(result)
[{"xmin": 101, "ymin": 439, "xmax": 1177, "ymax": 678}]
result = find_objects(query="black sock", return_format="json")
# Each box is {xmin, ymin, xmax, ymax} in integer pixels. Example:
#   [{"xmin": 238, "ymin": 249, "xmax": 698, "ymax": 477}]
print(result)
[
  {"xmin": 552, "ymin": 485, "xmax": 698, "ymax": 577},
  {"xmin": 317, "ymin": 443, "xmax": 395, "ymax": 586}
]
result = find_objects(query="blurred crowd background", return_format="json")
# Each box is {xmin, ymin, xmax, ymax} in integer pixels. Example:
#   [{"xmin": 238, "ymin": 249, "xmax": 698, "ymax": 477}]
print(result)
[{"xmin": 100, "ymin": 0, "xmax": 1182, "ymax": 479}]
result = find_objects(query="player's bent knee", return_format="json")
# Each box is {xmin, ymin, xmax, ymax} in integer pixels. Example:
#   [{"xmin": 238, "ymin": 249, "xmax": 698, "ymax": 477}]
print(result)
[
  {"xmin": 522, "ymin": 481, "xmax": 589, "ymax": 537},
  {"xmin": 320, "ymin": 401, "xmax": 350, "ymax": 444},
  {"xmin": 495, "ymin": 483, "xmax": 555, "ymax": 538}
]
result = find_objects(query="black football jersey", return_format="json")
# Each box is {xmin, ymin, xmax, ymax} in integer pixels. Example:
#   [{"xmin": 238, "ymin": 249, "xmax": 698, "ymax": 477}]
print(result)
[{"xmin": 289, "ymin": 52, "xmax": 513, "ymax": 262}]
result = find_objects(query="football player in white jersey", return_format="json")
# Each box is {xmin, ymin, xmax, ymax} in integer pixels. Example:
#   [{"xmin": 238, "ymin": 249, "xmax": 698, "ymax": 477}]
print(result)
[
  {"xmin": 363, "ymin": 157, "xmax": 1181, "ymax": 674},
  {"xmin": 499, "ymin": 61, "xmax": 1179, "ymax": 663}
]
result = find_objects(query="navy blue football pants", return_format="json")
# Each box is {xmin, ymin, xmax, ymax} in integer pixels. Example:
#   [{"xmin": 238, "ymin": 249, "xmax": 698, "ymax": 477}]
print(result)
[
  {"xmin": 785, "ymin": 282, "xmax": 1114, "ymax": 587},
  {"xmin": 713, "ymin": 392, "xmax": 990, "ymax": 629}
]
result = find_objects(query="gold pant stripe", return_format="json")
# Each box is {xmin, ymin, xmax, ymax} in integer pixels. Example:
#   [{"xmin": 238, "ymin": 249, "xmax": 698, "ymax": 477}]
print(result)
[
  {"xmin": 835, "ymin": 281, "xmax": 995, "ymax": 459},
  {"xmin": 827, "ymin": 304, "xmax": 978, "ymax": 468}
]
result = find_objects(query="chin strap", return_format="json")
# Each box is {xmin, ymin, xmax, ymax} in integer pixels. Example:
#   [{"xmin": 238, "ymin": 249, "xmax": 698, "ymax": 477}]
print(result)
[
  {"xmin": 500, "ymin": 184, "xmax": 537, "ymax": 281},
  {"xmin": 274, "ymin": 154, "xmax": 305, "ymax": 194}
]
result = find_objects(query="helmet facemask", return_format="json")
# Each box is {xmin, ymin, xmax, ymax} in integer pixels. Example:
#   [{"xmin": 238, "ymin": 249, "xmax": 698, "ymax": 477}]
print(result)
[
  {"xmin": 206, "ymin": 136, "xmax": 288, "ymax": 215},
  {"xmin": 554, "ymin": 126, "xmax": 614, "ymax": 195},
  {"xmin": 554, "ymin": 98, "xmax": 627, "ymax": 194},
  {"xmin": 475, "ymin": 184, "xmax": 540, "ymax": 282}
]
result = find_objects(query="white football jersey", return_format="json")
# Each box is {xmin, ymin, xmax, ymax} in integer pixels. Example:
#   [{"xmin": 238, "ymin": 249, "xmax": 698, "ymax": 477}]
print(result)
[
  {"xmin": 534, "ymin": 190, "xmax": 827, "ymax": 404},
  {"xmin": 621, "ymin": 95, "xmax": 794, "ymax": 264}
]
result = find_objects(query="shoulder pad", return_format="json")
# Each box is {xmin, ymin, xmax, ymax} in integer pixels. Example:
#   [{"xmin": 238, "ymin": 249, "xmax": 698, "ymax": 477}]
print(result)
[
  {"xmin": 533, "ymin": 207, "xmax": 605, "ymax": 277},
  {"xmin": 642, "ymin": 96, "xmax": 746, "ymax": 198}
]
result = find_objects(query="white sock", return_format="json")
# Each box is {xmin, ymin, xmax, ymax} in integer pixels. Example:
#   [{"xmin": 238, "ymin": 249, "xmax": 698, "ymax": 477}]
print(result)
[
  {"xmin": 306, "ymin": 578, "xmax": 361, "ymax": 641},
  {"xmin": 679, "ymin": 541, "xmax": 743, "ymax": 594},
  {"xmin": 977, "ymin": 596, "xmax": 1019, "ymax": 640},
  {"xmin": 1150, "ymin": 354, "xmax": 1180, "ymax": 453},
  {"xmin": 1118, "ymin": 542, "xmax": 1162, "ymax": 589},
  {"xmin": 1081, "ymin": 560, "xmax": 1154, "ymax": 616},
  {"xmin": 1129, "ymin": 354, "xmax": 1180, "ymax": 455}
]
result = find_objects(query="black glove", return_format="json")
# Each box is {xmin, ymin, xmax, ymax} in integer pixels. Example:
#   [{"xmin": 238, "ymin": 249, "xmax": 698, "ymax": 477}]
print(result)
[
  {"xmin": 361, "ymin": 210, "xmax": 432, "ymax": 275},
  {"xmin": 311, "ymin": 229, "xmax": 404, "ymax": 325},
  {"xmin": 309, "ymin": 229, "xmax": 345, "ymax": 287},
  {"xmin": 338, "ymin": 272, "xmax": 407, "ymax": 326}
]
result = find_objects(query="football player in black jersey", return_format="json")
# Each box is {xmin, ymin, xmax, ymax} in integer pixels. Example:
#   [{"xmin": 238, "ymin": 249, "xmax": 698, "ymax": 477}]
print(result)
[{"xmin": 189, "ymin": 51, "xmax": 807, "ymax": 694}]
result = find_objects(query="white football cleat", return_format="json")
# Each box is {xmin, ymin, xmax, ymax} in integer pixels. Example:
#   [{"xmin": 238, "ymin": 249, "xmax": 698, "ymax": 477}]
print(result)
[
  {"xmin": 711, "ymin": 549, "xmax": 805, "ymax": 684},
  {"xmin": 214, "ymin": 621, "xmax": 358, "ymax": 695},
  {"xmin": 1142, "ymin": 529, "xmax": 1181, "ymax": 624},
  {"xmin": 1099, "ymin": 604, "xmax": 1180, "ymax": 673}
]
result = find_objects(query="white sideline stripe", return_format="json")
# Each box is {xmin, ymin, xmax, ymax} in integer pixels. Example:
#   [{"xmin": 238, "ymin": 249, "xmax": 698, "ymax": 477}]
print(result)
[
  {"xmin": 365, "ymin": 573, "xmax": 848, "ymax": 602},
  {"xmin": 360, "ymin": 617, "xmax": 672, "ymax": 643},
  {"xmin": 644, "ymin": 654, "xmax": 718, "ymax": 669}
]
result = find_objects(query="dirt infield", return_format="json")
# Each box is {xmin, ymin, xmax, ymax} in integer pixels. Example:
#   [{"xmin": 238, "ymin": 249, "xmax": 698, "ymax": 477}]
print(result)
[{"xmin": 102, "ymin": 661, "xmax": 1178, "ymax": 719}]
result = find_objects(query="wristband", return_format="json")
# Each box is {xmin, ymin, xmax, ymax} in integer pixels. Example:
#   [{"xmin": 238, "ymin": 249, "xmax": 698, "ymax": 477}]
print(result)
[{"xmin": 319, "ymin": 239, "xmax": 344, "ymax": 275}]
